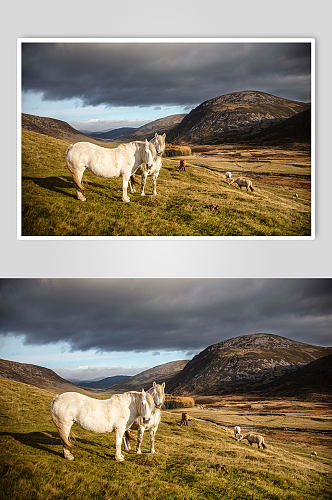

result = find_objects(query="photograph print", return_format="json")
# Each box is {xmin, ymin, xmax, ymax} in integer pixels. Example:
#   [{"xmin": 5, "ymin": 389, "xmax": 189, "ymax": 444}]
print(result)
[
  {"xmin": 18, "ymin": 39, "xmax": 314, "ymax": 238},
  {"xmin": 0, "ymin": 278, "xmax": 331, "ymax": 498}
]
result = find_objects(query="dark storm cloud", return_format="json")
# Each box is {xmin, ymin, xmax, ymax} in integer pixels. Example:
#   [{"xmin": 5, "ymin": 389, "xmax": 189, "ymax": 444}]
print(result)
[
  {"xmin": 0, "ymin": 279, "xmax": 330, "ymax": 353},
  {"xmin": 22, "ymin": 42, "xmax": 312, "ymax": 106}
]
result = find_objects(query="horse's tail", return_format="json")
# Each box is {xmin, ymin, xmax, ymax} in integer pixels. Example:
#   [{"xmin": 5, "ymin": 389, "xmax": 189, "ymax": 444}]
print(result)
[
  {"xmin": 66, "ymin": 144, "xmax": 85, "ymax": 193},
  {"xmin": 51, "ymin": 411, "xmax": 74, "ymax": 449},
  {"xmin": 70, "ymin": 430, "xmax": 78, "ymax": 443},
  {"xmin": 72, "ymin": 171, "xmax": 85, "ymax": 192},
  {"xmin": 125, "ymin": 430, "xmax": 136, "ymax": 442}
]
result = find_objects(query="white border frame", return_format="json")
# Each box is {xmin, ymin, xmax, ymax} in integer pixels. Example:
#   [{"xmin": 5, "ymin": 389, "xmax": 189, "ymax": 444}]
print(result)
[{"xmin": 17, "ymin": 38, "xmax": 315, "ymax": 240}]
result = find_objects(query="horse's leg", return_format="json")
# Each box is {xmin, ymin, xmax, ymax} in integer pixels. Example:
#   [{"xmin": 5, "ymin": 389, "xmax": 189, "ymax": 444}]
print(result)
[
  {"xmin": 128, "ymin": 177, "xmax": 135, "ymax": 194},
  {"xmin": 122, "ymin": 174, "xmax": 131, "ymax": 203},
  {"xmin": 136, "ymin": 426, "xmax": 145, "ymax": 454},
  {"xmin": 149, "ymin": 428, "xmax": 157, "ymax": 454},
  {"xmin": 152, "ymin": 172, "xmax": 159, "ymax": 196},
  {"xmin": 140, "ymin": 171, "xmax": 148, "ymax": 196},
  {"xmin": 115, "ymin": 429, "xmax": 125, "ymax": 461},
  {"xmin": 123, "ymin": 435, "xmax": 129, "ymax": 452},
  {"xmin": 123, "ymin": 432, "xmax": 131, "ymax": 452}
]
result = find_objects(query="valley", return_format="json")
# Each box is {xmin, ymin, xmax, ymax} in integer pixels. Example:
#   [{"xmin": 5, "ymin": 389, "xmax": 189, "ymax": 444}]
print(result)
[
  {"xmin": 20, "ymin": 90, "xmax": 312, "ymax": 237},
  {"xmin": 1, "ymin": 377, "xmax": 331, "ymax": 500}
]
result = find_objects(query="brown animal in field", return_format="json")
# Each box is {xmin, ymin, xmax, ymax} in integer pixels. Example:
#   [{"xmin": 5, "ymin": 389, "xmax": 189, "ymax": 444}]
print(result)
[
  {"xmin": 230, "ymin": 177, "xmax": 254, "ymax": 192},
  {"xmin": 178, "ymin": 159, "xmax": 186, "ymax": 172},
  {"xmin": 180, "ymin": 412, "xmax": 189, "ymax": 426}
]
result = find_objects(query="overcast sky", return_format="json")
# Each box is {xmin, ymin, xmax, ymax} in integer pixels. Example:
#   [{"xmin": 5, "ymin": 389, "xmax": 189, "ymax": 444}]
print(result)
[
  {"xmin": 21, "ymin": 42, "xmax": 311, "ymax": 132},
  {"xmin": 0, "ymin": 279, "xmax": 330, "ymax": 380}
]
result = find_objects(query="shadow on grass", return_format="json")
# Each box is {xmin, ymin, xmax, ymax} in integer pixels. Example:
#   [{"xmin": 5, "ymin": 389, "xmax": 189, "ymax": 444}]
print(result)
[
  {"xmin": 22, "ymin": 176, "xmax": 107, "ymax": 199},
  {"xmin": 0, "ymin": 430, "xmax": 108, "ymax": 458},
  {"xmin": 23, "ymin": 176, "xmax": 125, "ymax": 203}
]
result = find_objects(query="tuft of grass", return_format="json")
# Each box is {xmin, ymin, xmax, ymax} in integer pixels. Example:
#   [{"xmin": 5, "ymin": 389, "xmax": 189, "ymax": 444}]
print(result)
[
  {"xmin": 1, "ymin": 378, "xmax": 331, "ymax": 500},
  {"xmin": 21, "ymin": 129, "xmax": 311, "ymax": 236}
]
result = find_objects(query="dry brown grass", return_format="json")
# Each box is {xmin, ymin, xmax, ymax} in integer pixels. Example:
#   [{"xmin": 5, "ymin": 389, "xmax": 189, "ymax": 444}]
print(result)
[{"xmin": 165, "ymin": 395, "xmax": 195, "ymax": 408}]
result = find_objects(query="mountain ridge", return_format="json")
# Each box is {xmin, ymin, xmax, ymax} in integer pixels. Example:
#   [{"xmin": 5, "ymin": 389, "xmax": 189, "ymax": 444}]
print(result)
[
  {"xmin": 168, "ymin": 91, "xmax": 310, "ymax": 144},
  {"xmin": 22, "ymin": 113, "xmax": 95, "ymax": 143},
  {"xmin": 117, "ymin": 114, "xmax": 187, "ymax": 141},
  {"xmin": 0, "ymin": 358, "xmax": 88, "ymax": 394},
  {"xmin": 111, "ymin": 360, "xmax": 189, "ymax": 392},
  {"xmin": 167, "ymin": 333, "xmax": 331, "ymax": 395}
]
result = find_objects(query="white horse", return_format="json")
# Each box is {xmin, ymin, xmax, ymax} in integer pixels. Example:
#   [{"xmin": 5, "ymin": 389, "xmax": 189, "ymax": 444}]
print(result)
[
  {"xmin": 66, "ymin": 139, "xmax": 155, "ymax": 203},
  {"xmin": 50, "ymin": 389, "xmax": 152, "ymax": 462},
  {"xmin": 130, "ymin": 133, "xmax": 166, "ymax": 196},
  {"xmin": 123, "ymin": 381, "xmax": 165, "ymax": 454}
]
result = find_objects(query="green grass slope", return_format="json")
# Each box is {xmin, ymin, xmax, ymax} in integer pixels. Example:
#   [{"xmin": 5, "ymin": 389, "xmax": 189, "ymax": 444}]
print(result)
[
  {"xmin": 21, "ymin": 129, "xmax": 311, "ymax": 236},
  {"xmin": 0, "ymin": 377, "xmax": 330, "ymax": 500}
]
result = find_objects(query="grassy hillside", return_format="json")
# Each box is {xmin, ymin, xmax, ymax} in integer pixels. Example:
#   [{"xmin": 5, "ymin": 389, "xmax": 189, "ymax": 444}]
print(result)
[
  {"xmin": 21, "ymin": 129, "xmax": 311, "ymax": 236},
  {"xmin": 0, "ymin": 358, "xmax": 91, "ymax": 395},
  {"xmin": 1, "ymin": 377, "xmax": 331, "ymax": 500}
]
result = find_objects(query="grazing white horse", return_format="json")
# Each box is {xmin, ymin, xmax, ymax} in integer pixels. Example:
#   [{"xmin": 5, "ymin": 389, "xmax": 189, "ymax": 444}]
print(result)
[
  {"xmin": 50, "ymin": 389, "xmax": 152, "ymax": 462},
  {"xmin": 66, "ymin": 139, "xmax": 155, "ymax": 203},
  {"xmin": 123, "ymin": 381, "xmax": 165, "ymax": 454},
  {"xmin": 130, "ymin": 133, "xmax": 166, "ymax": 196}
]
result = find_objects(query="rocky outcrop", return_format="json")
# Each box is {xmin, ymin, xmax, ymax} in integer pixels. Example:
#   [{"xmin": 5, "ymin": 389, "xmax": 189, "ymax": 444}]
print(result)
[
  {"xmin": 167, "ymin": 334, "xmax": 331, "ymax": 395},
  {"xmin": 168, "ymin": 91, "xmax": 310, "ymax": 144}
]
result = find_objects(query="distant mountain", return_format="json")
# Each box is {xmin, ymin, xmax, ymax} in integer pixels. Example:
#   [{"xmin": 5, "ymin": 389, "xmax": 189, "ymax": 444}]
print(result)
[
  {"xmin": 167, "ymin": 334, "xmax": 331, "ymax": 395},
  {"xmin": 257, "ymin": 353, "xmax": 332, "ymax": 397},
  {"xmin": 118, "ymin": 114, "xmax": 187, "ymax": 141},
  {"xmin": 168, "ymin": 91, "xmax": 310, "ymax": 144},
  {"xmin": 0, "ymin": 358, "xmax": 85, "ymax": 393},
  {"xmin": 75, "ymin": 375, "xmax": 131, "ymax": 389},
  {"xmin": 111, "ymin": 360, "xmax": 189, "ymax": 392},
  {"xmin": 87, "ymin": 127, "xmax": 137, "ymax": 139},
  {"xmin": 246, "ymin": 108, "xmax": 311, "ymax": 145},
  {"xmin": 22, "ymin": 113, "xmax": 96, "ymax": 143}
]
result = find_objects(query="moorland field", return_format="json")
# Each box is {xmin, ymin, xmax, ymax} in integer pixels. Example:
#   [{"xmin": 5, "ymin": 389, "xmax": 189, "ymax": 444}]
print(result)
[
  {"xmin": 0, "ymin": 377, "xmax": 330, "ymax": 500},
  {"xmin": 21, "ymin": 129, "xmax": 311, "ymax": 237}
]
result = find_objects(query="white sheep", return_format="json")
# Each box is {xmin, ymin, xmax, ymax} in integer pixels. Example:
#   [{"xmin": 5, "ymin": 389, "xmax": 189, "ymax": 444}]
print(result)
[
  {"xmin": 234, "ymin": 426, "xmax": 241, "ymax": 438},
  {"xmin": 225, "ymin": 171, "xmax": 232, "ymax": 184},
  {"xmin": 238, "ymin": 433, "xmax": 266, "ymax": 449},
  {"xmin": 230, "ymin": 177, "xmax": 254, "ymax": 192}
]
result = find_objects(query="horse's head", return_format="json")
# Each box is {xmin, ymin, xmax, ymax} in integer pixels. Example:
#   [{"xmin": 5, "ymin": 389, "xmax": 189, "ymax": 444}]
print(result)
[
  {"xmin": 153, "ymin": 132, "xmax": 166, "ymax": 156},
  {"xmin": 143, "ymin": 139, "xmax": 154, "ymax": 169},
  {"xmin": 139, "ymin": 388, "xmax": 152, "ymax": 424},
  {"xmin": 151, "ymin": 381, "xmax": 165, "ymax": 409}
]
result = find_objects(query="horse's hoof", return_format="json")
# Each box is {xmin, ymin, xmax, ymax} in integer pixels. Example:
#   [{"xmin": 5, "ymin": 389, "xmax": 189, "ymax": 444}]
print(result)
[
  {"xmin": 116, "ymin": 456, "xmax": 125, "ymax": 462},
  {"xmin": 136, "ymin": 450, "xmax": 142, "ymax": 454},
  {"xmin": 140, "ymin": 193, "xmax": 145, "ymax": 197},
  {"xmin": 151, "ymin": 450, "xmax": 156, "ymax": 454},
  {"xmin": 123, "ymin": 198, "xmax": 130, "ymax": 203}
]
